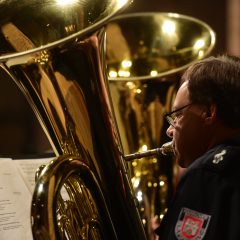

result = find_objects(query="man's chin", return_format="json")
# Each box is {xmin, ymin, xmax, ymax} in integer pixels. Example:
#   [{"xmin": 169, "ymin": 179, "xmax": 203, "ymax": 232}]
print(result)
[{"xmin": 174, "ymin": 154, "xmax": 186, "ymax": 168}]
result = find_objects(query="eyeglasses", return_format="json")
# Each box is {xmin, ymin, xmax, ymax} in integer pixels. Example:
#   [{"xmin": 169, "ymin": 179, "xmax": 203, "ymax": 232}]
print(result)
[{"xmin": 165, "ymin": 103, "xmax": 192, "ymax": 127}]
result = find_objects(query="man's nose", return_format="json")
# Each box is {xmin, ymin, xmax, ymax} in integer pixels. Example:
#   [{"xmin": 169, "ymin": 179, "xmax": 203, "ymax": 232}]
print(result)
[{"xmin": 166, "ymin": 125, "xmax": 174, "ymax": 138}]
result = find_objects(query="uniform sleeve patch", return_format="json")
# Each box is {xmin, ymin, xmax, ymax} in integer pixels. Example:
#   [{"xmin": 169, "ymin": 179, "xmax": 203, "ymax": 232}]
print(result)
[
  {"xmin": 212, "ymin": 149, "xmax": 227, "ymax": 164},
  {"xmin": 175, "ymin": 207, "xmax": 211, "ymax": 240}
]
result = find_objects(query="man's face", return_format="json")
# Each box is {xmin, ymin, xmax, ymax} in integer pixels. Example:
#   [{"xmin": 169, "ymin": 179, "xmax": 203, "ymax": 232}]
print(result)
[{"xmin": 166, "ymin": 81, "xmax": 209, "ymax": 167}]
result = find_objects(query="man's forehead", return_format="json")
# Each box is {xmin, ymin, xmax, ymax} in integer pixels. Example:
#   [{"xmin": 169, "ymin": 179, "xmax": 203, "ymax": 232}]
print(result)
[{"xmin": 173, "ymin": 81, "xmax": 190, "ymax": 108}]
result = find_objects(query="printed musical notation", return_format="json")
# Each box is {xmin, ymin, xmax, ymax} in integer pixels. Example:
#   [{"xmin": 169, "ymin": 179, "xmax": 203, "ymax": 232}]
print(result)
[{"xmin": 0, "ymin": 157, "xmax": 53, "ymax": 240}]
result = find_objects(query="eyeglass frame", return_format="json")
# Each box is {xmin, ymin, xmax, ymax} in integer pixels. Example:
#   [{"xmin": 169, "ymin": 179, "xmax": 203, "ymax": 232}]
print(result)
[{"xmin": 164, "ymin": 103, "xmax": 192, "ymax": 127}]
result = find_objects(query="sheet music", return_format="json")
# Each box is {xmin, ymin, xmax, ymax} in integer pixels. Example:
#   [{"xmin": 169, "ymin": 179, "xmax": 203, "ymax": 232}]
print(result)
[
  {"xmin": 14, "ymin": 158, "xmax": 54, "ymax": 193},
  {"xmin": 0, "ymin": 157, "xmax": 55, "ymax": 240},
  {"xmin": 0, "ymin": 159, "xmax": 32, "ymax": 240}
]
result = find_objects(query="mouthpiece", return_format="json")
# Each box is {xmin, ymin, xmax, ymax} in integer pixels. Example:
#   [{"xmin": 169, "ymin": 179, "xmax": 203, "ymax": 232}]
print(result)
[{"xmin": 124, "ymin": 141, "xmax": 174, "ymax": 161}]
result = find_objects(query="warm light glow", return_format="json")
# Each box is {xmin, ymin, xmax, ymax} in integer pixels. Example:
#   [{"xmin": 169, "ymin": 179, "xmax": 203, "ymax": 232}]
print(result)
[
  {"xmin": 38, "ymin": 183, "xmax": 44, "ymax": 193},
  {"xmin": 150, "ymin": 70, "xmax": 158, "ymax": 77},
  {"xmin": 109, "ymin": 70, "xmax": 118, "ymax": 78},
  {"xmin": 118, "ymin": 70, "xmax": 130, "ymax": 77},
  {"xmin": 133, "ymin": 178, "xmax": 140, "ymax": 188},
  {"xmin": 131, "ymin": 177, "xmax": 135, "ymax": 183},
  {"xmin": 117, "ymin": 0, "xmax": 128, "ymax": 8},
  {"xmin": 56, "ymin": 0, "xmax": 77, "ymax": 6},
  {"xmin": 152, "ymin": 158, "xmax": 157, "ymax": 163},
  {"xmin": 159, "ymin": 180, "xmax": 165, "ymax": 186},
  {"xmin": 136, "ymin": 191, "xmax": 143, "ymax": 202},
  {"xmin": 194, "ymin": 39, "xmax": 205, "ymax": 49},
  {"xmin": 198, "ymin": 50, "xmax": 204, "ymax": 58},
  {"xmin": 141, "ymin": 144, "xmax": 148, "ymax": 151},
  {"xmin": 134, "ymin": 88, "xmax": 142, "ymax": 94},
  {"xmin": 132, "ymin": 161, "xmax": 137, "ymax": 167},
  {"xmin": 135, "ymin": 172, "xmax": 141, "ymax": 177},
  {"xmin": 121, "ymin": 60, "xmax": 132, "ymax": 68},
  {"xmin": 126, "ymin": 81, "xmax": 135, "ymax": 89},
  {"xmin": 147, "ymin": 181, "xmax": 152, "ymax": 187},
  {"xmin": 160, "ymin": 214, "xmax": 164, "ymax": 219},
  {"xmin": 162, "ymin": 20, "xmax": 176, "ymax": 35}
]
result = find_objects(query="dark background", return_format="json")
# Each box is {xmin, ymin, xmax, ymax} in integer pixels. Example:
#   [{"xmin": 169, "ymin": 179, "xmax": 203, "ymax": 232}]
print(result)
[{"xmin": 0, "ymin": 0, "xmax": 231, "ymax": 156}]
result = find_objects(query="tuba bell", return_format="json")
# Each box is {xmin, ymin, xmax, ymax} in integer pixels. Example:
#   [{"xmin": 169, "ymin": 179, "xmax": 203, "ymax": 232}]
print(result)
[
  {"xmin": 0, "ymin": 0, "xmax": 148, "ymax": 239},
  {"xmin": 105, "ymin": 12, "xmax": 215, "ymax": 239}
]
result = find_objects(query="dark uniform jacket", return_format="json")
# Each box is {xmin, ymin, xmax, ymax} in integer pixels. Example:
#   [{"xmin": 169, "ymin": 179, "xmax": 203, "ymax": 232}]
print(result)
[{"xmin": 155, "ymin": 139, "xmax": 240, "ymax": 240}]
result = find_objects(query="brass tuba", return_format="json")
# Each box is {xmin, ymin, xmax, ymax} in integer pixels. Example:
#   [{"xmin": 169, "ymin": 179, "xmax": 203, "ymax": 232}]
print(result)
[
  {"xmin": 0, "ymin": 0, "xmax": 147, "ymax": 239},
  {"xmin": 105, "ymin": 12, "xmax": 216, "ymax": 239}
]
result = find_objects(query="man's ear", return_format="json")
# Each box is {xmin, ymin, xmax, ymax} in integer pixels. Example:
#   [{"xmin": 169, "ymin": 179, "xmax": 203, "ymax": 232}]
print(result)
[{"xmin": 202, "ymin": 104, "xmax": 217, "ymax": 124}]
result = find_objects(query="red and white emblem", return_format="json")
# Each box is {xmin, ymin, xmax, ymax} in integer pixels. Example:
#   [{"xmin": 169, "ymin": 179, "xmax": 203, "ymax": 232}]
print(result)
[{"xmin": 175, "ymin": 208, "xmax": 211, "ymax": 240}]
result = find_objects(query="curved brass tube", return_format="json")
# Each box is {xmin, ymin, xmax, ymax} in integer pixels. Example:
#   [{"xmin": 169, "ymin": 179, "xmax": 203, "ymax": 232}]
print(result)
[{"xmin": 32, "ymin": 155, "xmax": 118, "ymax": 240}]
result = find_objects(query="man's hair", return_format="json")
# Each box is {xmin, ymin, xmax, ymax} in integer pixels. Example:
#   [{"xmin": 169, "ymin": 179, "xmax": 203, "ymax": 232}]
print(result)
[{"xmin": 181, "ymin": 55, "xmax": 240, "ymax": 128}]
